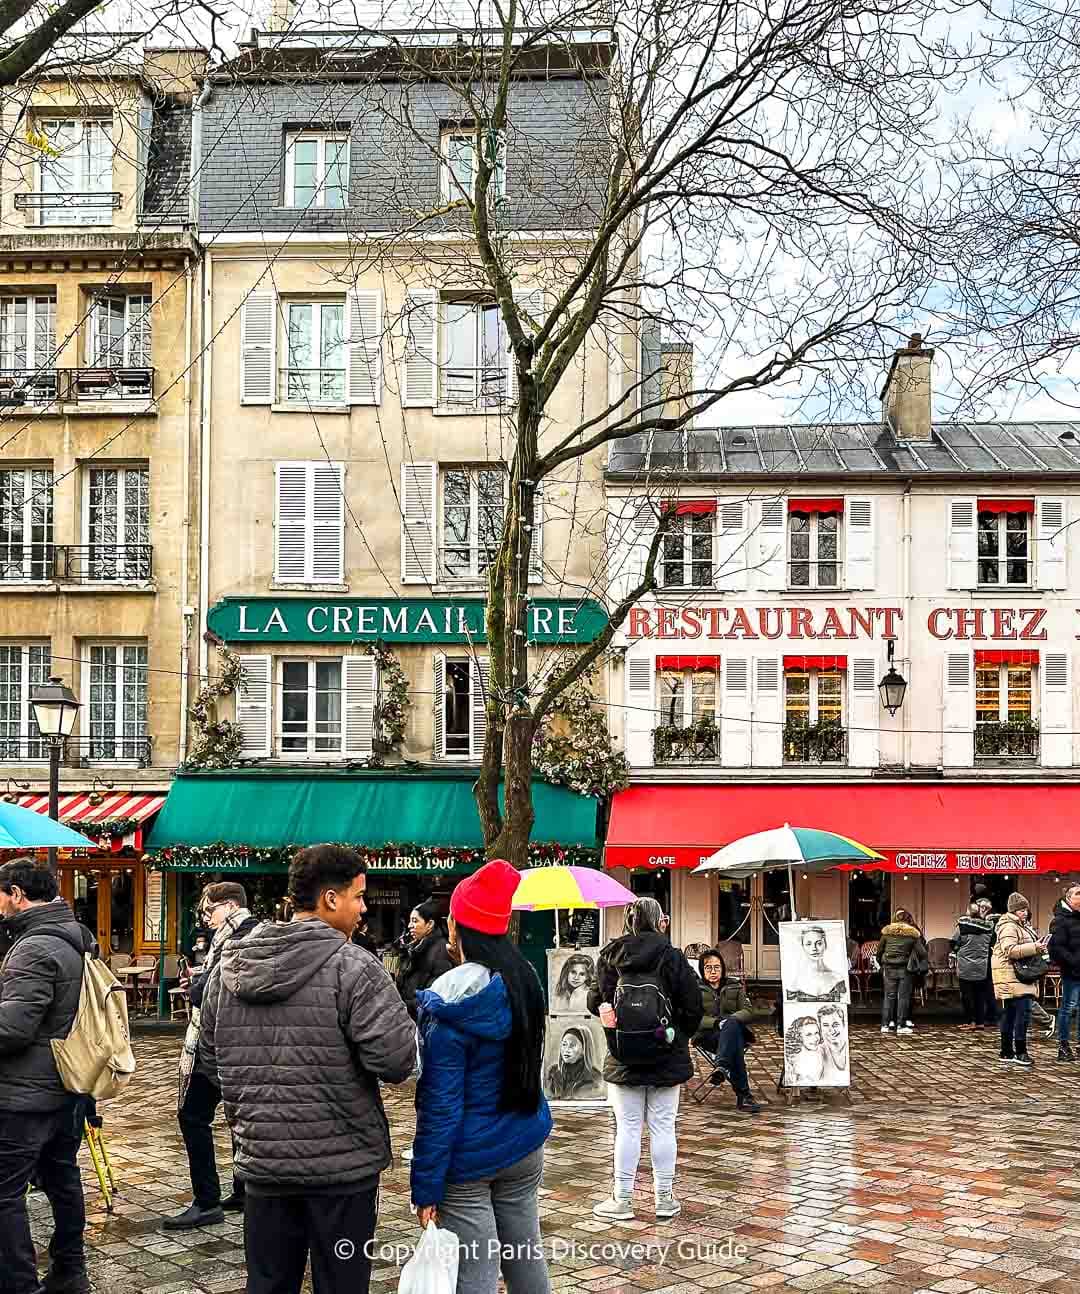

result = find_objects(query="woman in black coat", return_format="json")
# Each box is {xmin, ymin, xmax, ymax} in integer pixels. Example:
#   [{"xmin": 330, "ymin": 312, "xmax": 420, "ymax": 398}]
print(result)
[{"xmin": 395, "ymin": 899, "xmax": 454, "ymax": 1018}]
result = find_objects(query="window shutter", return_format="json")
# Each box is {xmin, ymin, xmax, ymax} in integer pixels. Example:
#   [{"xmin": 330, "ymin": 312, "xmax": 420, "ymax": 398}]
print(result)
[
  {"xmin": 527, "ymin": 482, "xmax": 544, "ymax": 585},
  {"xmin": 401, "ymin": 462, "xmax": 436, "ymax": 584},
  {"xmin": 756, "ymin": 497, "xmax": 786, "ymax": 590},
  {"xmin": 343, "ymin": 654, "xmax": 377, "ymax": 757},
  {"xmin": 721, "ymin": 657, "xmax": 750, "ymax": 767},
  {"xmin": 847, "ymin": 656, "xmax": 879, "ymax": 768},
  {"xmin": 274, "ymin": 463, "xmax": 309, "ymax": 582},
  {"xmin": 346, "ymin": 290, "xmax": 382, "ymax": 405},
  {"xmin": 236, "ymin": 655, "xmax": 272, "ymax": 758},
  {"xmin": 469, "ymin": 656, "xmax": 491, "ymax": 759},
  {"xmin": 752, "ymin": 657, "xmax": 783, "ymax": 766},
  {"xmin": 1041, "ymin": 651, "xmax": 1072, "ymax": 767},
  {"xmin": 1037, "ymin": 497, "xmax": 1068, "ymax": 590},
  {"xmin": 947, "ymin": 497, "xmax": 977, "ymax": 590},
  {"xmin": 942, "ymin": 651, "xmax": 974, "ymax": 767},
  {"xmin": 715, "ymin": 499, "xmax": 748, "ymax": 592},
  {"xmin": 311, "ymin": 463, "xmax": 345, "ymax": 584},
  {"xmin": 606, "ymin": 495, "xmax": 654, "ymax": 606},
  {"xmin": 432, "ymin": 651, "xmax": 446, "ymax": 758},
  {"xmin": 403, "ymin": 290, "xmax": 437, "ymax": 407},
  {"xmin": 845, "ymin": 498, "xmax": 875, "ymax": 590},
  {"xmin": 508, "ymin": 291, "xmax": 545, "ymax": 405},
  {"xmin": 624, "ymin": 653, "xmax": 655, "ymax": 767},
  {"xmin": 240, "ymin": 292, "xmax": 276, "ymax": 404}
]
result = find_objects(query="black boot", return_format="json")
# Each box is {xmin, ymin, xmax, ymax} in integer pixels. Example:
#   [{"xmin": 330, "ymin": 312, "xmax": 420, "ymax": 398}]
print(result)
[
  {"xmin": 1058, "ymin": 1042, "xmax": 1075, "ymax": 1062},
  {"xmin": 220, "ymin": 1190, "xmax": 245, "ymax": 1212},
  {"xmin": 736, "ymin": 1091, "xmax": 762, "ymax": 1114},
  {"xmin": 162, "ymin": 1201, "xmax": 226, "ymax": 1230},
  {"xmin": 43, "ymin": 1268, "xmax": 91, "ymax": 1294}
]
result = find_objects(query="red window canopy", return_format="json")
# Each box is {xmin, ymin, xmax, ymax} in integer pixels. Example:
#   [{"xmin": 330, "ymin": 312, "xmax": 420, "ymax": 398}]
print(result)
[
  {"xmin": 788, "ymin": 498, "xmax": 843, "ymax": 514},
  {"xmin": 975, "ymin": 649, "xmax": 1039, "ymax": 667},
  {"xmin": 656, "ymin": 655, "xmax": 720, "ymax": 672},
  {"xmin": 977, "ymin": 499, "xmax": 1034, "ymax": 514},
  {"xmin": 662, "ymin": 500, "xmax": 716, "ymax": 515},
  {"xmin": 605, "ymin": 784, "xmax": 1080, "ymax": 874},
  {"xmin": 784, "ymin": 655, "xmax": 848, "ymax": 671}
]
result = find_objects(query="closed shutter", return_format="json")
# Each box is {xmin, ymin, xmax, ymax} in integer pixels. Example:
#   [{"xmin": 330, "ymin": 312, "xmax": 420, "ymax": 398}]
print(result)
[
  {"xmin": 343, "ymin": 655, "xmax": 377, "ymax": 757},
  {"xmin": 274, "ymin": 463, "xmax": 309, "ymax": 582},
  {"xmin": 752, "ymin": 656, "xmax": 783, "ymax": 766},
  {"xmin": 624, "ymin": 654, "xmax": 655, "ymax": 767},
  {"xmin": 1041, "ymin": 651, "xmax": 1072, "ymax": 767},
  {"xmin": 403, "ymin": 290, "xmax": 437, "ymax": 407},
  {"xmin": 236, "ymin": 655, "xmax": 272, "ymax": 758},
  {"xmin": 845, "ymin": 498, "xmax": 875, "ymax": 590},
  {"xmin": 721, "ymin": 657, "xmax": 750, "ymax": 767},
  {"xmin": 1037, "ymin": 497, "xmax": 1068, "ymax": 590},
  {"xmin": 432, "ymin": 651, "xmax": 446, "ymax": 758},
  {"xmin": 311, "ymin": 463, "xmax": 344, "ymax": 584},
  {"xmin": 947, "ymin": 498, "xmax": 978, "ymax": 590},
  {"xmin": 756, "ymin": 497, "xmax": 786, "ymax": 590},
  {"xmin": 401, "ymin": 462, "xmax": 436, "ymax": 585},
  {"xmin": 942, "ymin": 651, "xmax": 974, "ymax": 767},
  {"xmin": 240, "ymin": 291, "xmax": 276, "ymax": 404},
  {"xmin": 606, "ymin": 495, "xmax": 654, "ymax": 606},
  {"xmin": 470, "ymin": 656, "xmax": 491, "ymax": 759},
  {"xmin": 715, "ymin": 499, "xmax": 748, "ymax": 592},
  {"xmin": 847, "ymin": 656, "xmax": 879, "ymax": 768},
  {"xmin": 508, "ymin": 291, "xmax": 545, "ymax": 405},
  {"xmin": 527, "ymin": 481, "xmax": 544, "ymax": 585},
  {"xmin": 346, "ymin": 290, "xmax": 382, "ymax": 404}
]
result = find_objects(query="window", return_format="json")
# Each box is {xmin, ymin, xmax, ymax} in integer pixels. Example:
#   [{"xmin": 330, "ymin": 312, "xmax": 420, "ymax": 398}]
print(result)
[
  {"xmin": 87, "ymin": 643, "xmax": 147, "ymax": 762},
  {"xmin": 0, "ymin": 297, "xmax": 56, "ymax": 400},
  {"xmin": 280, "ymin": 659, "xmax": 342, "ymax": 756},
  {"xmin": 440, "ymin": 127, "xmax": 505, "ymax": 203},
  {"xmin": 784, "ymin": 669, "xmax": 845, "ymax": 762},
  {"xmin": 0, "ymin": 468, "xmax": 52, "ymax": 582},
  {"xmin": 441, "ymin": 301, "xmax": 506, "ymax": 408},
  {"xmin": 443, "ymin": 659, "xmax": 472, "ymax": 756},
  {"xmin": 441, "ymin": 466, "xmax": 505, "ymax": 579},
  {"xmin": 0, "ymin": 644, "xmax": 51, "ymax": 760},
  {"xmin": 978, "ymin": 506, "xmax": 1031, "ymax": 586},
  {"xmin": 789, "ymin": 510, "xmax": 840, "ymax": 588},
  {"xmin": 285, "ymin": 132, "xmax": 349, "ymax": 208},
  {"xmin": 85, "ymin": 467, "xmax": 149, "ymax": 581},
  {"xmin": 87, "ymin": 295, "xmax": 152, "ymax": 395},
  {"xmin": 976, "ymin": 663, "xmax": 1036, "ymax": 758},
  {"xmin": 37, "ymin": 119, "xmax": 113, "ymax": 225},
  {"xmin": 655, "ymin": 664, "xmax": 720, "ymax": 763},
  {"xmin": 281, "ymin": 301, "xmax": 345, "ymax": 404},
  {"xmin": 661, "ymin": 513, "xmax": 712, "ymax": 587},
  {"xmin": 434, "ymin": 653, "xmax": 488, "ymax": 760}
]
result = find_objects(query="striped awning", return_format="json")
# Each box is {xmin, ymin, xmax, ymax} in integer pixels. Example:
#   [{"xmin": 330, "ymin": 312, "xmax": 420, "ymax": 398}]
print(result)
[{"xmin": 12, "ymin": 792, "xmax": 165, "ymax": 852}]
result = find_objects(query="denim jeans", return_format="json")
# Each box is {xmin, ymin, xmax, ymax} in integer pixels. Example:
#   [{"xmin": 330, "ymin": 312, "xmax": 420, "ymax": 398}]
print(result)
[
  {"xmin": 1000, "ymin": 995, "xmax": 1034, "ymax": 1056},
  {"xmin": 178, "ymin": 1069, "xmax": 245, "ymax": 1208},
  {"xmin": 1059, "ymin": 977, "xmax": 1080, "ymax": 1045},
  {"xmin": 881, "ymin": 968, "xmax": 913, "ymax": 1028},
  {"xmin": 698, "ymin": 1018, "xmax": 751, "ymax": 1095},
  {"xmin": 0, "ymin": 1100, "xmax": 86, "ymax": 1294}
]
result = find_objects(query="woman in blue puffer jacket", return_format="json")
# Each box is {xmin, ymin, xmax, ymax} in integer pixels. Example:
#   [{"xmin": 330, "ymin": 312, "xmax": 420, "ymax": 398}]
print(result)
[{"xmin": 412, "ymin": 859, "xmax": 552, "ymax": 1294}]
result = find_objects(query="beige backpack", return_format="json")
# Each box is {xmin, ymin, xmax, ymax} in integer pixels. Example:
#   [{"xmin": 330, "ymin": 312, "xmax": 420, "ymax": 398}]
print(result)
[{"xmin": 51, "ymin": 953, "xmax": 137, "ymax": 1100}]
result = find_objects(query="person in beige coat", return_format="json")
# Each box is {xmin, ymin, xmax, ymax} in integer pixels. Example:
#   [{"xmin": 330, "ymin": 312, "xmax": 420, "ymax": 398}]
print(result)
[{"xmin": 991, "ymin": 893, "xmax": 1047, "ymax": 1068}]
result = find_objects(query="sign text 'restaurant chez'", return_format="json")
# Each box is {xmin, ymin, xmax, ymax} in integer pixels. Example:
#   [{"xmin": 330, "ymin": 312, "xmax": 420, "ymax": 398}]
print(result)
[{"xmin": 628, "ymin": 605, "xmax": 1055, "ymax": 641}]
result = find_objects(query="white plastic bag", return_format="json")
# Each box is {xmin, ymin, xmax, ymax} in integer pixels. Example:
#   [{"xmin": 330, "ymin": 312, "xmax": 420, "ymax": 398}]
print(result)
[{"xmin": 399, "ymin": 1221, "xmax": 460, "ymax": 1294}]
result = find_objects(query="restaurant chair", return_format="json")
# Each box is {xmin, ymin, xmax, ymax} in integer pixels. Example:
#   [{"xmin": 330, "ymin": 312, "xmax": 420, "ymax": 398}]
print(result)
[
  {"xmin": 108, "ymin": 953, "xmax": 131, "ymax": 973},
  {"xmin": 846, "ymin": 940, "xmax": 863, "ymax": 1002},
  {"xmin": 927, "ymin": 938, "xmax": 956, "ymax": 999},
  {"xmin": 1043, "ymin": 964, "xmax": 1063, "ymax": 1008},
  {"xmin": 714, "ymin": 939, "xmax": 746, "ymax": 985},
  {"xmin": 857, "ymin": 940, "xmax": 882, "ymax": 1001},
  {"xmin": 682, "ymin": 941, "xmax": 709, "ymax": 964}
]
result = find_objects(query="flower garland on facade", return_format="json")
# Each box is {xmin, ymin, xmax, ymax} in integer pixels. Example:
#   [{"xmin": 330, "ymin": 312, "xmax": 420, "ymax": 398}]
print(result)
[
  {"xmin": 149, "ymin": 840, "xmax": 600, "ymax": 873},
  {"xmin": 185, "ymin": 644, "xmax": 246, "ymax": 770},
  {"xmin": 532, "ymin": 670, "xmax": 629, "ymax": 800},
  {"xmin": 361, "ymin": 642, "xmax": 410, "ymax": 757}
]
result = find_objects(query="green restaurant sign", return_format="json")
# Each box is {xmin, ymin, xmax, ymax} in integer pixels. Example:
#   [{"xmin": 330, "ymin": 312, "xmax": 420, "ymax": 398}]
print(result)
[{"xmin": 207, "ymin": 597, "xmax": 608, "ymax": 645}]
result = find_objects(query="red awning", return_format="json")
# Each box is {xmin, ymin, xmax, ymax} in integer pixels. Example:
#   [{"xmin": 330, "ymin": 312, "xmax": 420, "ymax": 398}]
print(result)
[
  {"xmin": 656, "ymin": 655, "xmax": 720, "ymax": 671},
  {"xmin": 977, "ymin": 499, "xmax": 1034, "ymax": 514},
  {"xmin": 788, "ymin": 498, "xmax": 843, "ymax": 514},
  {"xmin": 662, "ymin": 500, "xmax": 716, "ymax": 515},
  {"xmin": 604, "ymin": 784, "xmax": 1080, "ymax": 874},
  {"xmin": 784, "ymin": 655, "xmax": 848, "ymax": 671},
  {"xmin": 975, "ymin": 650, "xmax": 1039, "ymax": 666},
  {"xmin": 14, "ymin": 792, "xmax": 165, "ymax": 852}
]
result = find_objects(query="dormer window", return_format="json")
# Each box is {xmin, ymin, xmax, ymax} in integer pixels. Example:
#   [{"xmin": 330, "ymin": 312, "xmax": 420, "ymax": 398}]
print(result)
[
  {"xmin": 977, "ymin": 499, "xmax": 1032, "ymax": 587},
  {"xmin": 284, "ymin": 132, "xmax": 349, "ymax": 209},
  {"xmin": 36, "ymin": 119, "xmax": 114, "ymax": 226}
]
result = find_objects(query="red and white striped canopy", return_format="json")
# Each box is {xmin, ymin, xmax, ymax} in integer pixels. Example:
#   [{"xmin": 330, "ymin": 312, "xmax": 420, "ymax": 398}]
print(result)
[{"xmin": 12, "ymin": 792, "xmax": 165, "ymax": 852}]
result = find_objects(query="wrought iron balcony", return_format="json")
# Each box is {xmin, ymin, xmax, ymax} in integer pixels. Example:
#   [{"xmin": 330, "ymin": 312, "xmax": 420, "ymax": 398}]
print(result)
[
  {"xmin": 0, "ymin": 369, "xmax": 57, "ymax": 405},
  {"xmin": 440, "ymin": 366, "xmax": 508, "ymax": 409},
  {"xmin": 0, "ymin": 367, "xmax": 153, "ymax": 406},
  {"xmin": 0, "ymin": 542, "xmax": 53, "ymax": 583},
  {"xmin": 975, "ymin": 721, "xmax": 1039, "ymax": 762},
  {"xmin": 653, "ymin": 722, "xmax": 721, "ymax": 764},
  {"xmin": 783, "ymin": 723, "xmax": 848, "ymax": 765},
  {"xmin": 0, "ymin": 733, "xmax": 152, "ymax": 767},
  {"xmin": 0, "ymin": 543, "xmax": 153, "ymax": 584},
  {"xmin": 14, "ymin": 191, "xmax": 122, "ymax": 224}
]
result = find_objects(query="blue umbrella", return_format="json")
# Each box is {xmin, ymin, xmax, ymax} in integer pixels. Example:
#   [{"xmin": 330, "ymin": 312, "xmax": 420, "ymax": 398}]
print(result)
[{"xmin": 0, "ymin": 802, "xmax": 98, "ymax": 849}]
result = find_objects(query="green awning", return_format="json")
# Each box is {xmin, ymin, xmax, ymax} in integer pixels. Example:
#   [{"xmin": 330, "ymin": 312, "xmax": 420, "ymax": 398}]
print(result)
[{"xmin": 145, "ymin": 770, "xmax": 598, "ymax": 857}]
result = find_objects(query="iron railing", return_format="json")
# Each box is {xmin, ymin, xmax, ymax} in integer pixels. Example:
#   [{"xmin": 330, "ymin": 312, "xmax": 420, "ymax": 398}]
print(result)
[
  {"xmin": 975, "ymin": 723, "xmax": 1039, "ymax": 761},
  {"xmin": 14, "ymin": 192, "xmax": 122, "ymax": 223},
  {"xmin": 441, "ymin": 365, "xmax": 508, "ymax": 409},
  {"xmin": 0, "ymin": 543, "xmax": 53, "ymax": 583},
  {"xmin": 783, "ymin": 725, "xmax": 848, "ymax": 765},
  {"xmin": 278, "ymin": 368, "xmax": 347, "ymax": 404},
  {"xmin": 0, "ymin": 368, "xmax": 57, "ymax": 405},
  {"xmin": 652, "ymin": 724, "xmax": 721, "ymax": 764},
  {"xmin": 0, "ymin": 544, "xmax": 153, "ymax": 583},
  {"xmin": 0, "ymin": 368, "xmax": 153, "ymax": 406},
  {"xmin": 0, "ymin": 734, "xmax": 152, "ymax": 767}
]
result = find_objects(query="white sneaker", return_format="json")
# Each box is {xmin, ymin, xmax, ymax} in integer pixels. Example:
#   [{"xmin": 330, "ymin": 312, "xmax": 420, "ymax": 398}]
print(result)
[
  {"xmin": 592, "ymin": 1194, "xmax": 634, "ymax": 1220},
  {"xmin": 400, "ymin": 1146, "xmax": 414, "ymax": 1162},
  {"xmin": 897, "ymin": 1025, "xmax": 914, "ymax": 1036},
  {"xmin": 655, "ymin": 1192, "xmax": 681, "ymax": 1219},
  {"xmin": 903, "ymin": 1020, "xmax": 915, "ymax": 1028},
  {"xmin": 881, "ymin": 1025, "xmax": 894, "ymax": 1034}
]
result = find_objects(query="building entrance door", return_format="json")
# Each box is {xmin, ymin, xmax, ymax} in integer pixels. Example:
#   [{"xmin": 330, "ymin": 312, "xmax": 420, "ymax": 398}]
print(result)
[{"xmin": 62, "ymin": 864, "xmax": 136, "ymax": 956}]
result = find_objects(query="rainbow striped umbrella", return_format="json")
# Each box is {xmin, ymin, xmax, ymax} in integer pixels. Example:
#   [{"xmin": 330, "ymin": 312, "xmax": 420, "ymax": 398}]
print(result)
[{"xmin": 512, "ymin": 865, "xmax": 635, "ymax": 911}]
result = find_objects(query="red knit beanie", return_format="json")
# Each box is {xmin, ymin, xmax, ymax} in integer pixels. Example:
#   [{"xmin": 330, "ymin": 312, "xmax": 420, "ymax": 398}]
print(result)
[{"xmin": 450, "ymin": 859, "xmax": 520, "ymax": 935}]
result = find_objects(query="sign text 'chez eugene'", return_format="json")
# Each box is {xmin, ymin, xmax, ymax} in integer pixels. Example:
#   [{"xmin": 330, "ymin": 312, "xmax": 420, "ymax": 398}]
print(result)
[{"xmin": 206, "ymin": 597, "xmax": 608, "ymax": 645}]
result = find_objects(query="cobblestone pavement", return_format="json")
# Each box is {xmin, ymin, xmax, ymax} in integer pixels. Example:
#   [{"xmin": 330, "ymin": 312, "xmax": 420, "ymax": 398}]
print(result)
[{"xmin": 28, "ymin": 1023, "xmax": 1080, "ymax": 1294}]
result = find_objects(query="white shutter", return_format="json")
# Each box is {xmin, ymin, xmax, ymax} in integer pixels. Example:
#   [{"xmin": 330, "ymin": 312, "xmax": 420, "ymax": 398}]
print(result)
[
  {"xmin": 343, "ymin": 655, "xmax": 377, "ymax": 758},
  {"xmin": 757, "ymin": 497, "xmax": 786, "ymax": 590},
  {"xmin": 1041, "ymin": 651, "xmax": 1072, "ymax": 768},
  {"xmin": 274, "ymin": 463, "xmax": 309, "ymax": 582},
  {"xmin": 752, "ymin": 657, "xmax": 783, "ymax": 766},
  {"xmin": 624, "ymin": 654, "xmax": 655, "ymax": 767},
  {"xmin": 240, "ymin": 292, "xmax": 276, "ymax": 404},
  {"xmin": 1037, "ymin": 497, "xmax": 1068, "ymax": 590},
  {"xmin": 470, "ymin": 656, "xmax": 491, "ymax": 759},
  {"xmin": 527, "ymin": 481, "xmax": 544, "ymax": 585},
  {"xmin": 721, "ymin": 657, "xmax": 751, "ymax": 767},
  {"xmin": 606, "ymin": 495, "xmax": 654, "ymax": 607},
  {"xmin": 401, "ymin": 462, "xmax": 436, "ymax": 584},
  {"xmin": 947, "ymin": 498, "xmax": 978, "ymax": 590},
  {"xmin": 236, "ymin": 655, "xmax": 272, "ymax": 758},
  {"xmin": 845, "ymin": 498, "xmax": 875, "ymax": 590},
  {"xmin": 432, "ymin": 651, "xmax": 446, "ymax": 758},
  {"xmin": 847, "ymin": 656, "xmax": 880, "ymax": 768},
  {"xmin": 508, "ymin": 291, "xmax": 545, "ymax": 405},
  {"xmin": 715, "ymin": 500, "xmax": 748, "ymax": 592},
  {"xmin": 403, "ymin": 289, "xmax": 437, "ymax": 407},
  {"xmin": 311, "ymin": 463, "xmax": 345, "ymax": 584},
  {"xmin": 346, "ymin": 289, "xmax": 382, "ymax": 405},
  {"xmin": 943, "ymin": 651, "xmax": 974, "ymax": 767}
]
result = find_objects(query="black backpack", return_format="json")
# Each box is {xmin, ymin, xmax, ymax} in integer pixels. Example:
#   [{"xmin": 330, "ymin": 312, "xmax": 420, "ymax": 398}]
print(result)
[{"xmin": 611, "ymin": 967, "xmax": 675, "ymax": 1065}]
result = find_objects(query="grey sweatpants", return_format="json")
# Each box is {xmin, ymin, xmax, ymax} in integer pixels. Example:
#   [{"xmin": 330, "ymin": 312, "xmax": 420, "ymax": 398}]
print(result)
[{"xmin": 437, "ymin": 1145, "xmax": 549, "ymax": 1294}]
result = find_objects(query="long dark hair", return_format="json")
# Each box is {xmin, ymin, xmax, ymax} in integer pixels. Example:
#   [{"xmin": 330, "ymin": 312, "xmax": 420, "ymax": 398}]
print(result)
[
  {"xmin": 457, "ymin": 924, "xmax": 546, "ymax": 1115},
  {"xmin": 413, "ymin": 898, "xmax": 447, "ymax": 939}
]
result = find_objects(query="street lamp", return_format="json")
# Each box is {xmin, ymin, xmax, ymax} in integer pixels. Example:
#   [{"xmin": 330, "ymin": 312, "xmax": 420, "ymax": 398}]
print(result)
[
  {"xmin": 31, "ymin": 676, "xmax": 80, "ymax": 872},
  {"xmin": 878, "ymin": 640, "xmax": 908, "ymax": 717}
]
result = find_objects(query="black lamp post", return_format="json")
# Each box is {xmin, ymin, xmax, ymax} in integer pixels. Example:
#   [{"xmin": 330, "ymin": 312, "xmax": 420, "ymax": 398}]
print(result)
[
  {"xmin": 30, "ymin": 676, "xmax": 81, "ymax": 872},
  {"xmin": 878, "ymin": 640, "xmax": 908, "ymax": 717}
]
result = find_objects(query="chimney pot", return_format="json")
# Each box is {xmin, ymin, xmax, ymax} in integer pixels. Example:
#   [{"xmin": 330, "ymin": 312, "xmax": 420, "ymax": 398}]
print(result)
[{"xmin": 881, "ymin": 333, "xmax": 934, "ymax": 442}]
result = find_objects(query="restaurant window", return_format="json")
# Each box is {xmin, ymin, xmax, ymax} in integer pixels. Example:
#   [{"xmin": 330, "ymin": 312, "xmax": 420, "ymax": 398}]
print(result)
[
  {"xmin": 978, "ymin": 502, "xmax": 1032, "ymax": 587},
  {"xmin": 661, "ymin": 511, "xmax": 713, "ymax": 588},
  {"xmin": 0, "ymin": 643, "xmax": 51, "ymax": 760},
  {"xmin": 441, "ymin": 466, "xmax": 505, "ymax": 579},
  {"xmin": 788, "ymin": 507, "xmax": 840, "ymax": 588},
  {"xmin": 784, "ymin": 667, "xmax": 845, "ymax": 763},
  {"xmin": 762, "ymin": 869, "xmax": 791, "ymax": 946},
  {"xmin": 975, "ymin": 661, "xmax": 1036, "ymax": 759},
  {"xmin": 630, "ymin": 869, "xmax": 670, "ymax": 925},
  {"xmin": 87, "ymin": 642, "xmax": 148, "ymax": 762},
  {"xmin": 280, "ymin": 658, "xmax": 342, "ymax": 756},
  {"xmin": 716, "ymin": 878, "xmax": 751, "ymax": 943},
  {"xmin": 655, "ymin": 660, "xmax": 720, "ymax": 763},
  {"xmin": 848, "ymin": 871, "xmax": 890, "ymax": 944}
]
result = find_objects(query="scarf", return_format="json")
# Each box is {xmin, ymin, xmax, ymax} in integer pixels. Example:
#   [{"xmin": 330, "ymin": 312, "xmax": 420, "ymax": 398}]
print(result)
[{"xmin": 178, "ymin": 906, "xmax": 251, "ymax": 1108}]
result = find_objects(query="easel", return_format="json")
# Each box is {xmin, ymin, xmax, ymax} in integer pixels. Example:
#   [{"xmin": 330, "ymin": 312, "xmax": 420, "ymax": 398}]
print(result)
[{"xmin": 84, "ymin": 1116, "xmax": 118, "ymax": 1213}]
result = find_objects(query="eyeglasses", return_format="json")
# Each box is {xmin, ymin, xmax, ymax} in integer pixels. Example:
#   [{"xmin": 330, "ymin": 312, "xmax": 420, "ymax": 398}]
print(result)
[{"xmin": 200, "ymin": 900, "xmax": 229, "ymax": 920}]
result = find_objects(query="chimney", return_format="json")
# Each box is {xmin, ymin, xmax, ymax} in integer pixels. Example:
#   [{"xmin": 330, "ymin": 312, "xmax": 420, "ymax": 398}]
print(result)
[
  {"xmin": 141, "ymin": 47, "xmax": 210, "ymax": 99},
  {"xmin": 660, "ymin": 340, "xmax": 694, "ymax": 427},
  {"xmin": 881, "ymin": 332, "xmax": 934, "ymax": 442}
]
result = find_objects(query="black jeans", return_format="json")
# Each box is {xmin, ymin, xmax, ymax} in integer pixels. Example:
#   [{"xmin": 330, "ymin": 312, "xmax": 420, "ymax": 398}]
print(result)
[
  {"xmin": 1000, "ymin": 995, "xmax": 1033, "ymax": 1057},
  {"xmin": 244, "ymin": 1184, "xmax": 378, "ymax": 1294},
  {"xmin": 881, "ymin": 968, "xmax": 913, "ymax": 1028},
  {"xmin": 0, "ymin": 1100, "xmax": 86, "ymax": 1294},
  {"xmin": 959, "ymin": 979, "xmax": 988, "ymax": 1025},
  {"xmin": 699, "ymin": 1018, "xmax": 751, "ymax": 1096},
  {"xmin": 178, "ymin": 1070, "xmax": 245, "ymax": 1209}
]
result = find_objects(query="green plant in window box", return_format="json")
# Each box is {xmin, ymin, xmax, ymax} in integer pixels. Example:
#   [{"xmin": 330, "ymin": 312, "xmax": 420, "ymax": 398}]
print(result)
[
  {"xmin": 975, "ymin": 717, "xmax": 1039, "ymax": 758},
  {"xmin": 784, "ymin": 716, "xmax": 845, "ymax": 763}
]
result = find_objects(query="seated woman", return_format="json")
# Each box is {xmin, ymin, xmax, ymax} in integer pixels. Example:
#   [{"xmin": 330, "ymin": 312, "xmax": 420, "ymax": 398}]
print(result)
[{"xmin": 694, "ymin": 948, "xmax": 761, "ymax": 1114}]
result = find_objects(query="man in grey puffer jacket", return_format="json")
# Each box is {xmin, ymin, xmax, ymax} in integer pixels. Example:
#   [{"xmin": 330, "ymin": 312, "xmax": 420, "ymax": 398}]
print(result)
[{"xmin": 200, "ymin": 844, "xmax": 416, "ymax": 1294}]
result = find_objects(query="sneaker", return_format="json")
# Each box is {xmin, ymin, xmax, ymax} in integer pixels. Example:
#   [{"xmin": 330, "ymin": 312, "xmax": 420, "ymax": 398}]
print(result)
[
  {"xmin": 903, "ymin": 1020, "xmax": 915, "ymax": 1028},
  {"xmin": 999, "ymin": 1052, "xmax": 1016, "ymax": 1064},
  {"xmin": 655, "ymin": 1192, "xmax": 682, "ymax": 1219},
  {"xmin": 736, "ymin": 1094, "xmax": 762, "ymax": 1115},
  {"xmin": 1058, "ymin": 1043, "xmax": 1075, "ymax": 1062},
  {"xmin": 1044, "ymin": 1018, "xmax": 1058, "ymax": 1040},
  {"xmin": 1015, "ymin": 1052, "xmax": 1034, "ymax": 1068},
  {"xmin": 593, "ymin": 1194, "xmax": 634, "ymax": 1221},
  {"xmin": 162, "ymin": 1202, "xmax": 226, "ymax": 1231},
  {"xmin": 957, "ymin": 1023, "xmax": 978, "ymax": 1031},
  {"xmin": 880, "ymin": 1025, "xmax": 894, "ymax": 1034},
  {"xmin": 897, "ymin": 1025, "xmax": 914, "ymax": 1036}
]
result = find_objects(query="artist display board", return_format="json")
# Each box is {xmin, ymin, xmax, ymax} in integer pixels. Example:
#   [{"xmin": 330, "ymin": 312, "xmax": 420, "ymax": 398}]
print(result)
[
  {"xmin": 544, "ymin": 948, "xmax": 607, "ymax": 1108},
  {"xmin": 779, "ymin": 920, "xmax": 851, "ymax": 1088}
]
